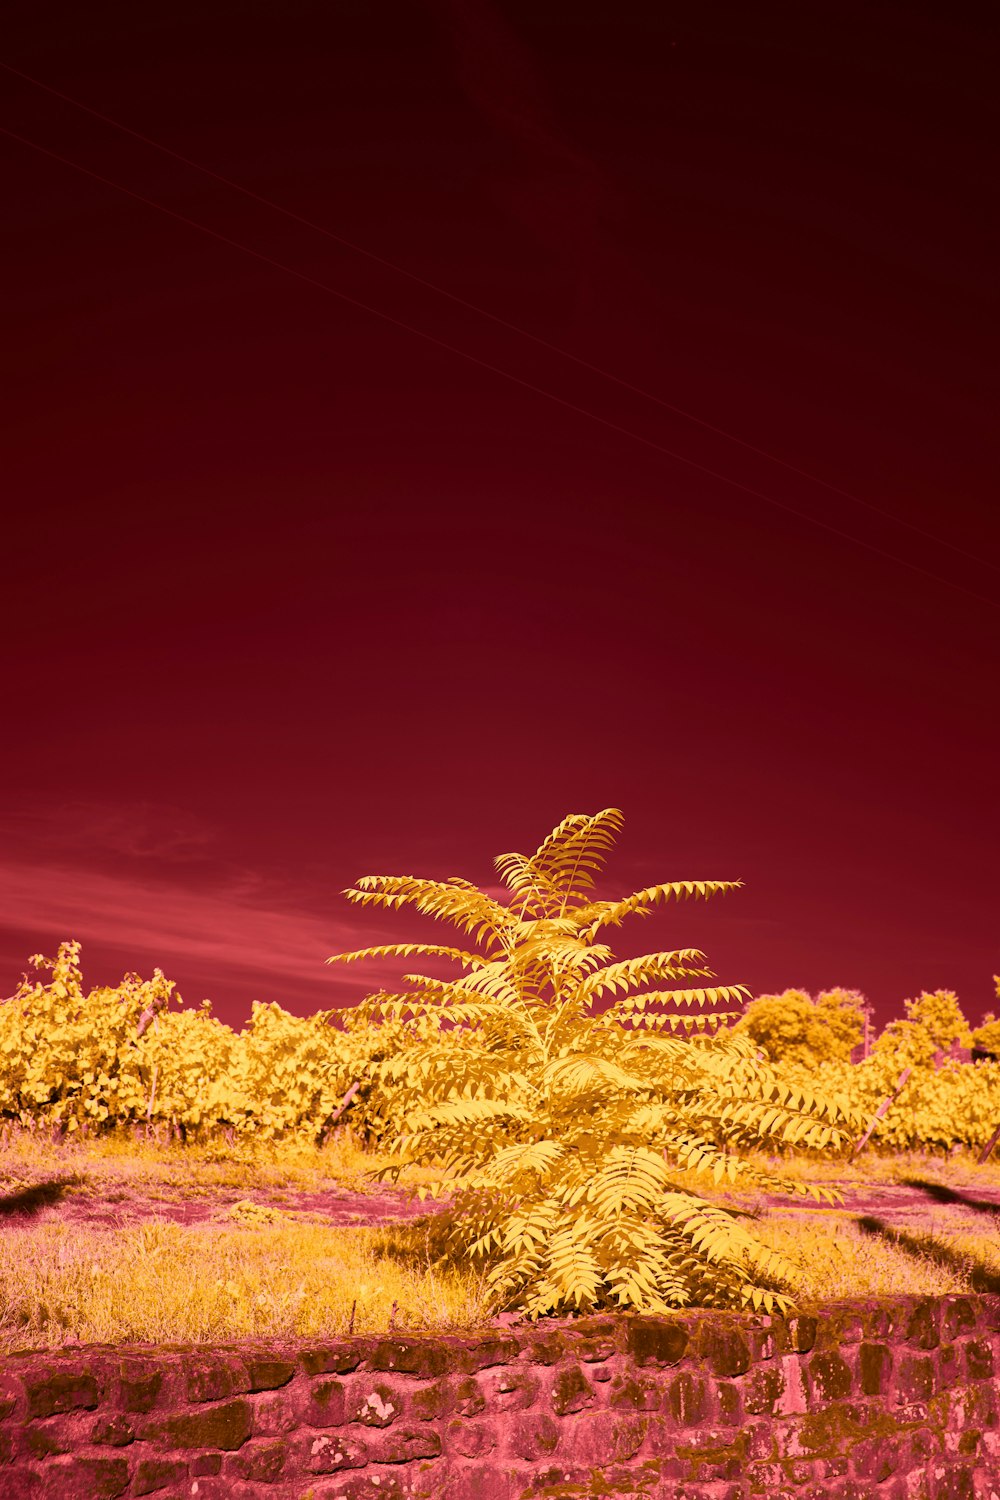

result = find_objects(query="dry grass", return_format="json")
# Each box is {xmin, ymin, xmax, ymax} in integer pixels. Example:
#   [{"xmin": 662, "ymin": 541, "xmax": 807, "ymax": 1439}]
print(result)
[
  {"xmin": 741, "ymin": 1146, "xmax": 1000, "ymax": 1191},
  {"xmin": 3, "ymin": 1130, "xmax": 1000, "ymax": 1353},
  {"xmin": 752, "ymin": 1211, "xmax": 1000, "ymax": 1302},
  {"xmin": 0, "ymin": 1122, "xmax": 379, "ymax": 1198},
  {"xmin": 0, "ymin": 1218, "xmax": 497, "ymax": 1356}
]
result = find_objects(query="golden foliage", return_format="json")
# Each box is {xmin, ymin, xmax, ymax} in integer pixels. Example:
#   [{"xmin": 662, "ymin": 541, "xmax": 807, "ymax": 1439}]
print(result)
[
  {"xmin": 731, "ymin": 987, "xmax": 865, "ymax": 1067},
  {"xmin": 327, "ymin": 809, "xmax": 860, "ymax": 1318}
]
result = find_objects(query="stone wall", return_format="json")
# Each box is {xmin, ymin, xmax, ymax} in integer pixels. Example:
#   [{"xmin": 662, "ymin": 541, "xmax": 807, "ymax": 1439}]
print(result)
[{"xmin": 1, "ymin": 1295, "xmax": 999, "ymax": 1500}]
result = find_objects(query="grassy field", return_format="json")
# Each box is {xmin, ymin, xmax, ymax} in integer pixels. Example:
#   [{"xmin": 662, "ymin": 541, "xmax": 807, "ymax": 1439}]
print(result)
[{"xmin": 2, "ymin": 1127, "xmax": 1000, "ymax": 1354}]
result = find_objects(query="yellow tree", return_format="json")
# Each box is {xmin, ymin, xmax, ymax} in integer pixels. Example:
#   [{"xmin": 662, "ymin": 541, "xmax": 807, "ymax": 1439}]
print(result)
[
  {"xmin": 328, "ymin": 809, "xmax": 857, "ymax": 1318},
  {"xmin": 731, "ymin": 987, "xmax": 865, "ymax": 1067}
]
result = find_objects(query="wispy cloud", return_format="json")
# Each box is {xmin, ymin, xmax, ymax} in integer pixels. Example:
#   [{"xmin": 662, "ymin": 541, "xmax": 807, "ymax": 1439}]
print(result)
[
  {"xmin": 0, "ymin": 798, "xmax": 218, "ymax": 863},
  {"xmin": 0, "ymin": 818, "xmax": 526, "ymax": 1011},
  {"xmin": 0, "ymin": 855, "xmax": 403, "ymax": 994}
]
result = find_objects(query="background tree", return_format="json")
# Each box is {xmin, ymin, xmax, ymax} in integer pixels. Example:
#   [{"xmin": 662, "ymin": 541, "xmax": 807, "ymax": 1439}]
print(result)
[
  {"xmin": 971, "ymin": 977, "xmax": 1000, "ymax": 1056},
  {"xmin": 873, "ymin": 989, "xmax": 972, "ymax": 1068},
  {"xmin": 730, "ymin": 987, "xmax": 865, "ymax": 1067},
  {"xmin": 328, "ymin": 808, "xmax": 858, "ymax": 1319}
]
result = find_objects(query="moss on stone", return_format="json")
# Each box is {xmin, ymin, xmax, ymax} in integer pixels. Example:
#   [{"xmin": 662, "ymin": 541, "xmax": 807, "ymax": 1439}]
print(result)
[
  {"xmin": 859, "ymin": 1341, "xmax": 893, "ymax": 1396},
  {"xmin": 244, "ymin": 1356, "xmax": 296, "ymax": 1392},
  {"xmin": 368, "ymin": 1339, "xmax": 452, "ymax": 1378},
  {"xmin": 133, "ymin": 1457, "xmax": 187, "ymax": 1497},
  {"xmin": 700, "ymin": 1324, "xmax": 751, "ymax": 1379},
  {"xmin": 117, "ymin": 1365, "xmax": 163, "ymax": 1415},
  {"xmin": 298, "ymin": 1343, "xmax": 363, "ymax": 1376},
  {"xmin": 551, "ymin": 1364, "xmax": 595, "ymax": 1416},
  {"xmin": 140, "ymin": 1398, "xmax": 251, "ymax": 1451},
  {"xmin": 25, "ymin": 1369, "xmax": 99, "ymax": 1420}
]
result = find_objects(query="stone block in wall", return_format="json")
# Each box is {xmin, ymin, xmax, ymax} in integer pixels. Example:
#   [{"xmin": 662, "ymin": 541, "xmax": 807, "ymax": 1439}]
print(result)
[
  {"xmin": 454, "ymin": 1334, "xmax": 519, "ymax": 1373},
  {"xmin": 774, "ymin": 1352, "xmax": 808, "ymax": 1414},
  {"xmin": 133, "ymin": 1455, "xmax": 188, "ymax": 1495},
  {"xmin": 90, "ymin": 1412, "xmax": 135, "ymax": 1446},
  {"xmin": 548, "ymin": 1362, "xmax": 596, "ymax": 1416},
  {"xmin": 363, "ymin": 1424, "xmax": 442, "ymax": 1463},
  {"xmin": 565, "ymin": 1318, "xmax": 618, "ymax": 1365},
  {"xmin": 138, "ymin": 1397, "xmax": 252, "ymax": 1450},
  {"xmin": 241, "ymin": 1354, "xmax": 297, "ymax": 1392},
  {"xmin": 23, "ymin": 1366, "xmax": 100, "ymax": 1420},
  {"xmin": 561, "ymin": 1408, "xmax": 647, "ymax": 1465},
  {"xmin": 523, "ymin": 1330, "xmax": 566, "ymax": 1365},
  {"xmin": 114, "ymin": 1358, "xmax": 165, "ymax": 1414},
  {"xmin": 367, "ymin": 1338, "xmax": 453, "ymax": 1378},
  {"xmin": 607, "ymin": 1371, "xmax": 663, "ymax": 1410},
  {"xmin": 697, "ymin": 1322, "xmax": 751, "ymax": 1378},
  {"xmin": 431, "ymin": 1463, "xmax": 528, "ymax": 1500},
  {"xmin": 805, "ymin": 1349, "xmax": 854, "ymax": 1403},
  {"xmin": 319, "ymin": 1472, "xmax": 413, "ymax": 1500},
  {"xmin": 0, "ymin": 1373, "xmax": 24, "ymax": 1423},
  {"xmin": 184, "ymin": 1353, "xmax": 246, "ymax": 1403},
  {"xmin": 979, "ymin": 1294, "xmax": 1000, "ymax": 1332},
  {"xmin": 859, "ymin": 1339, "xmax": 893, "ymax": 1395},
  {"xmin": 940, "ymin": 1296, "xmax": 978, "ymax": 1343},
  {"xmin": 451, "ymin": 1375, "xmax": 487, "ymax": 1416},
  {"xmin": 22, "ymin": 1413, "xmax": 85, "ymax": 1458},
  {"xmin": 299, "ymin": 1342, "xmax": 364, "ymax": 1376},
  {"xmin": 742, "ymin": 1362, "xmax": 786, "ymax": 1416},
  {"xmin": 222, "ymin": 1434, "xmax": 290, "ymax": 1482},
  {"xmin": 407, "ymin": 1377, "xmax": 453, "ymax": 1420},
  {"xmin": 346, "ymin": 1379, "xmax": 404, "ymax": 1427},
  {"xmin": 788, "ymin": 1313, "xmax": 818, "ymax": 1352},
  {"xmin": 478, "ymin": 1366, "xmax": 539, "ymax": 1413},
  {"xmin": 717, "ymin": 1379, "xmax": 743, "ymax": 1427},
  {"xmin": 0, "ymin": 1468, "xmax": 43, "ymax": 1500},
  {"xmin": 964, "ymin": 1339, "xmax": 994, "ymax": 1380},
  {"xmin": 906, "ymin": 1300, "xmax": 942, "ymax": 1351},
  {"xmin": 295, "ymin": 1376, "xmax": 348, "ymax": 1427},
  {"xmin": 849, "ymin": 1432, "xmax": 905, "ymax": 1483},
  {"xmin": 666, "ymin": 1369, "xmax": 712, "ymax": 1425},
  {"xmin": 443, "ymin": 1414, "xmax": 497, "ymax": 1458},
  {"xmin": 624, "ymin": 1317, "xmax": 688, "ymax": 1368},
  {"xmin": 19, "ymin": 1453, "xmax": 130, "ymax": 1499},
  {"xmin": 191, "ymin": 1451, "xmax": 222, "ymax": 1474},
  {"xmin": 299, "ymin": 1427, "xmax": 369, "ymax": 1473},
  {"xmin": 896, "ymin": 1353, "xmax": 937, "ymax": 1402},
  {"xmin": 956, "ymin": 1377, "xmax": 998, "ymax": 1429},
  {"xmin": 505, "ymin": 1409, "xmax": 561, "ymax": 1462},
  {"xmin": 830, "ymin": 1309, "xmax": 866, "ymax": 1344},
  {"xmin": 250, "ymin": 1389, "xmax": 298, "ymax": 1435}
]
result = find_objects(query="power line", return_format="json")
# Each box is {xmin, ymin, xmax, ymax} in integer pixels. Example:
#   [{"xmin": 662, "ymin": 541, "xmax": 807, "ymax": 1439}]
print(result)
[
  {"xmin": 2, "ymin": 57, "xmax": 994, "ymax": 581},
  {"xmin": 2, "ymin": 120, "xmax": 997, "ymax": 615}
]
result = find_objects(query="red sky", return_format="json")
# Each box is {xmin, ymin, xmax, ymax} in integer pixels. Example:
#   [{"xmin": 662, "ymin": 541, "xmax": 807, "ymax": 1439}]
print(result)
[{"xmin": 2, "ymin": 1, "xmax": 996, "ymax": 1034}]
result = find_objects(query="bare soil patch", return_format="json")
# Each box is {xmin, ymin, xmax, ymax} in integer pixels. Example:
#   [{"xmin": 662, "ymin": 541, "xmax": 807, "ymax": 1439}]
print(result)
[
  {"xmin": 5, "ymin": 1173, "xmax": 1000, "ymax": 1236},
  {"xmin": 762, "ymin": 1179, "xmax": 1000, "ymax": 1231},
  {"xmin": 0, "ymin": 1176, "xmax": 445, "ymax": 1230}
]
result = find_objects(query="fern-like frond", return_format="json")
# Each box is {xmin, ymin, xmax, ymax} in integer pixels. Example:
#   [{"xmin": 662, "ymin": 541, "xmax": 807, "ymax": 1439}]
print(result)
[
  {"xmin": 575, "ymin": 951, "xmax": 713, "ymax": 1005},
  {"xmin": 576, "ymin": 879, "xmax": 743, "ymax": 941},
  {"xmin": 530, "ymin": 808, "xmax": 624, "ymax": 898},
  {"xmin": 325, "ymin": 942, "xmax": 485, "ymax": 968},
  {"xmin": 540, "ymin": 1054, "xmax": 652, "ymax": 1097},
  {"xmin": 496, "ymin": 809, "xmax": 625, "ymax": 918},
  {"xmin": 586, "ymin": 1146, "xmax": 670, "ymax": 1217},
  {"xmin": 401, "ymin": 1097, "xmax": 535, "ymax": 1131},
  {"xmin": 544, "ymin": 1219, "xmax": 604, "ymax": 1308},
  {"xmin": 482, "ymin": 1138, "xmax": 566, "ymax": 1182},
  {"xmin": 615, "ymin": 984, "xmax": 751, "ymax": 1011},
  {"xmin": 493, "ymin": 852, "xmax": 563, "ymax": 910},
  {"xmin": 341, "ymin": 877, "xmax": 511, "ymax": 942}
]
